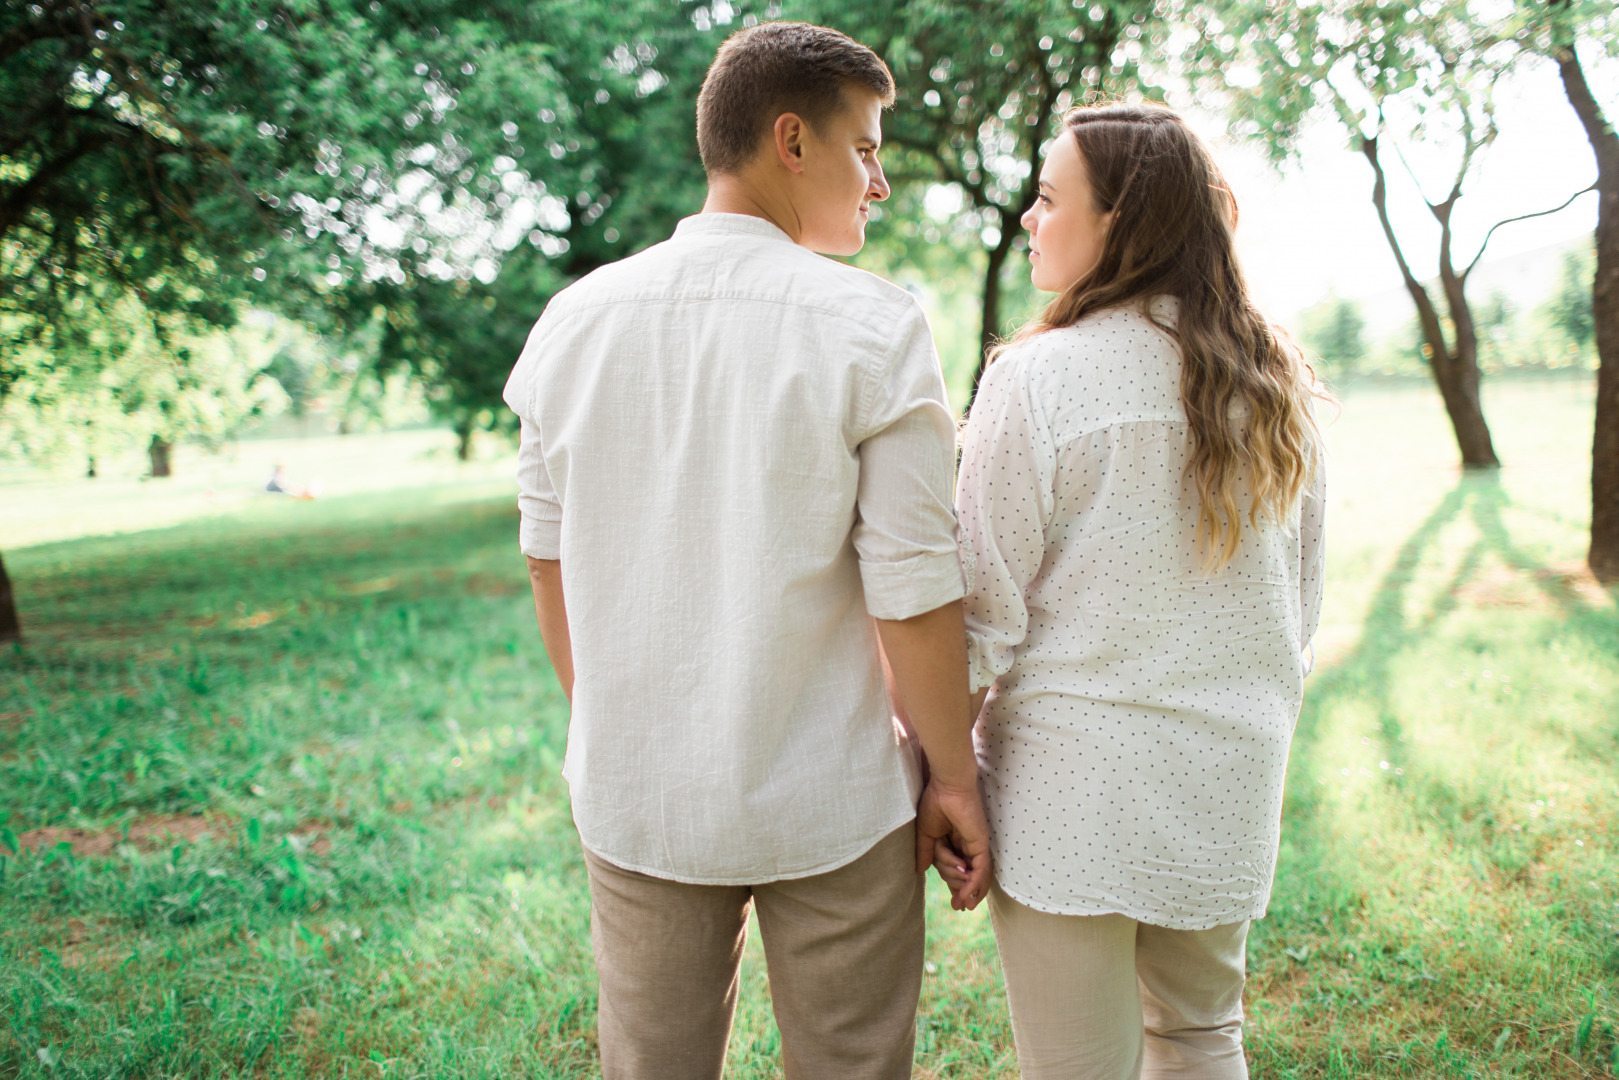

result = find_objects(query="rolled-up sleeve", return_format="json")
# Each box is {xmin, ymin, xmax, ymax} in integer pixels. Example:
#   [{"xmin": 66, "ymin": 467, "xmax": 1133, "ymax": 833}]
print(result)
[
  {"xmin": 1298, "ymin": 446, "xmax": 1327, "ymax": 676},
  {"xmin": 503, "ymin": 322, "xmax": 563, "ymax": 561},
  {"xmin": 955, "ymin": 353, "xmax": 1056, "ymax": 692},
  {"xmin": 515, "ymin": 417, "xmax": 562, "ymax": 559},
  {"xmin": 852, "ymin": 302, "xmax": 967, "ymax": 621}
]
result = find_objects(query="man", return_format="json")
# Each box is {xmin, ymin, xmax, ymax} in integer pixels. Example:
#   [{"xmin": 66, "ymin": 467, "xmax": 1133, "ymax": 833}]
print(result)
[{"xmin": 503, "ymin": 21, "xmax": 989, "ymax": 1080}]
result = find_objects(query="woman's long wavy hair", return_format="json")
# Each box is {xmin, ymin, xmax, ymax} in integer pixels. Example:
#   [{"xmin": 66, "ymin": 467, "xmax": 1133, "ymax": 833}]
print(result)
[{"xmin": 994, "ymin": 102, "xmax": 1327, "ymax": 570}]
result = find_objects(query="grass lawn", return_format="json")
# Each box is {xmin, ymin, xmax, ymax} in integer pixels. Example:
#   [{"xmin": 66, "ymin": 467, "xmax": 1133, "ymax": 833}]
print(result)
[{"xmin": 1, "ymin": 374, "xmax": 1616, "ymax": 1079}]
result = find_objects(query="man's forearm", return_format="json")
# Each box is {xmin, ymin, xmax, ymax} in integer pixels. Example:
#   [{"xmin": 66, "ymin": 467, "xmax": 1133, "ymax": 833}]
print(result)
[
  {"xmin": 874, "ymin": 601, "xmax": 976, "ymax": 789},
  {"xmin": 526, "ymin": 556, "xmax": 575, "ymax": 702}
]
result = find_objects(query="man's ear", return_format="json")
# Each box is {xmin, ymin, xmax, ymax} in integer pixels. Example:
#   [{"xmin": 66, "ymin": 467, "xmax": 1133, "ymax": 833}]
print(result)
[{"xmin": 772, "ymin": 112, "xmax": 809, "ymax": 174}]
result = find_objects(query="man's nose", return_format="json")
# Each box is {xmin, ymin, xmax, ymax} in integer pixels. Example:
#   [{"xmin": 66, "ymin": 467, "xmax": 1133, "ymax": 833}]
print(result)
[{"xmin": 868, "ymin": 159, "xmax": 891, "ymax": 202}]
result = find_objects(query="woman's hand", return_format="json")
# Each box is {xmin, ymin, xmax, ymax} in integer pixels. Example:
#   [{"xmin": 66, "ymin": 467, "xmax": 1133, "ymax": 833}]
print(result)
[
  {"xmin": 932, "ymin": 842, "xmax": 977, "ymax": 903},
  {"xmin": 916, "ymin": 778, "xmax": 992, "ymax": 910}
]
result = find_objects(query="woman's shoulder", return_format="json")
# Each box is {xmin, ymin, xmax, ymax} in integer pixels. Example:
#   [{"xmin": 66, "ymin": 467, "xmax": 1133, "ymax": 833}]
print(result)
[
  {"xmin": 1001, "ymin": 301, "xmax": 1176, "ymax": 363},
  {"xmin": 989, "ymin": 302, "xmax": 1183, "ymax": 438}
]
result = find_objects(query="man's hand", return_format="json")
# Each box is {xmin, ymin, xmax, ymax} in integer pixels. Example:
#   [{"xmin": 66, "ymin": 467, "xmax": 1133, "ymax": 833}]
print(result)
[
  {"xmin": 916, "ymin": 777, "xmax": 992, "ymax": 910},
  {"xmin": 927, "ymin": 684, "xmax": 994, "ymax": 908},
  {"xmin": 875, "ymin": 601, "xmax": 991, "ymax": 910}
]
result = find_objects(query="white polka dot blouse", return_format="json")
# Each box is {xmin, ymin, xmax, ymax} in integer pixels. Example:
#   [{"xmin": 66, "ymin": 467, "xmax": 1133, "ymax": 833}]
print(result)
[{"xmin": 956, "ymin": 299, "xmax": 1327, "ymax": 930}]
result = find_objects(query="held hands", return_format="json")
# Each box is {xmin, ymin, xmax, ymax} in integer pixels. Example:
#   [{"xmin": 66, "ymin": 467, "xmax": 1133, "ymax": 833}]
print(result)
[
  {"xmin": 875, "ymin": 603, "xmax": 991, "ymax": 910},
  {"xmin": 915, "ymin": 777, "xmax": 992, "ymax": 911}
]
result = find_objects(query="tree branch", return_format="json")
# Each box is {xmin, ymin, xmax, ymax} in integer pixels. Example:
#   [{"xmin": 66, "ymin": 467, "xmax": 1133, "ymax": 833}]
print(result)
[
  {"xmin": 1390, "ymin": 134, "xmax": 1438, "ymax": 211},
  {"xmin": 1462, "ymin": 183, "xmax": 1598, "ymax": 278},
  {"xmin": 1362, "ymin": 133, "xmax": 1450, "ymax": 366},
  {"xmin": 885, "ymin": 132, "xmax": 989, "ymax": 209},
  {"xmin": 0, "ymin": 0, "xmax": 88, "ymax": 65},
  {"xmin": 0, "ymin": 134, "xmax": 113, "ymax": 240}
]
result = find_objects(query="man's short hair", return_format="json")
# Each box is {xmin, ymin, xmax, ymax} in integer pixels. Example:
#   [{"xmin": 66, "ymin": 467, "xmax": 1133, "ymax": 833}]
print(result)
[{"xmin": 696, "ymin": 22, "xmax": 896, "ymax": 177}]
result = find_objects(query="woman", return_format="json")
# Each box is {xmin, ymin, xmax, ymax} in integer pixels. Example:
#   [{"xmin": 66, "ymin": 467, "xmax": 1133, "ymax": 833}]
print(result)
[{"xmin": 945, "ymin": 102, "xmax": 1327, "ymax": 1079}]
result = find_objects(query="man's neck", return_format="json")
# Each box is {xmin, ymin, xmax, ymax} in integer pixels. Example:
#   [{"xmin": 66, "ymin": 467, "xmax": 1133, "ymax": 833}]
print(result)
[{"xmin": 701, "ymin": 173, "xmax": 804, "ymax": 246}]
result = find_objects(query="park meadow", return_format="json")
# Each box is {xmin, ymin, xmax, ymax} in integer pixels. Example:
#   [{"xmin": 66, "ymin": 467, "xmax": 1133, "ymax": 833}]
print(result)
[{"xmin": 0, "ymin": 373, "xmax": 1614, "ymax": 1079}]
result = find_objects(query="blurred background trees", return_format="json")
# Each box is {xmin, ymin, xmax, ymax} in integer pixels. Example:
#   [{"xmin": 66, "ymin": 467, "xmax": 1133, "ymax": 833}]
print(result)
[
  {"xmin": 3, "ymin": 0, "xmax": 1616, "ymax": 644},
  {"xmin": 1194, "ymin": 0, "xmax": 1522, "ymax": 468},
  {"xmin": 1503, "ymin": 0, "xmax": 1618, "ymax": 579},
  {"xmin": 0, "ymin": 0, "xmax": 735, "ymax": 638},
  {"xmin": 816, "ymin": 0, "xmax": 1168, "ymax": 399},
  {"xmin": 1299, "ymin": 293, "xmax": 1366, "ymax": 382}
]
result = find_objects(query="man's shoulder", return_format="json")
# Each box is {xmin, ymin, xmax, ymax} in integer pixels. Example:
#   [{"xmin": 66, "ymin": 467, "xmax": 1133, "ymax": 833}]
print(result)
[
  {"xmin": 797, "ymin": 256, "xmax": 924, "ymax": 325},
  {"xmin": 544, "ymin": 232, "xmax": 921, "ymax": 331},
  {"xmin": 538, "ymin": 241, "xmax": 675, "ymax": 319}
]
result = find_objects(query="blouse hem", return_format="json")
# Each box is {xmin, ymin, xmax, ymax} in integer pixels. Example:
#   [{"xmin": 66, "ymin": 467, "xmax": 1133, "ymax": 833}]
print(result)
[{"xmin": 994, "ymin": 878, "xmax": 1267, "ymax": 932}]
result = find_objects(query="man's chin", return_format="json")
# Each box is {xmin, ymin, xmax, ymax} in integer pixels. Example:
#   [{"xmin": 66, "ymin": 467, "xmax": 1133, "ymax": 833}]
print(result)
[
  {"xmin": 844, "ymin": 221, "xmax": 869, "ymax": 254},
  {"xmin": 813, "ymin": 229, "xmax": 864, "ymax": 258}
]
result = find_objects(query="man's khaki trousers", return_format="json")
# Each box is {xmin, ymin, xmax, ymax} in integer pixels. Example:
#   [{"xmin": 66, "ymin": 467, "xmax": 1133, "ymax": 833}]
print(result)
[{"xmin": 582, "ymin": 822, "xmax": 926, "ymax": 1080}]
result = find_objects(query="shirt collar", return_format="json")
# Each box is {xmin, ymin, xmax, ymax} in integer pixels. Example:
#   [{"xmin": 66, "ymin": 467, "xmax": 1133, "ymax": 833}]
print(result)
[{"xmin": 673, "ymin": 212, "xmax": 795, "ymax": 245}]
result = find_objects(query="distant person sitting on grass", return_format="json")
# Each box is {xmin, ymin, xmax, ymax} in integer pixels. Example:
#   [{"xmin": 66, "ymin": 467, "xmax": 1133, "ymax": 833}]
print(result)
[
  {"xmin": 502, "ymin": 21, "xmax": 989, "ymax": 1080},
  {"xmin": 264, "ymin": 463, "xmax": 319, "ymax": 500}
]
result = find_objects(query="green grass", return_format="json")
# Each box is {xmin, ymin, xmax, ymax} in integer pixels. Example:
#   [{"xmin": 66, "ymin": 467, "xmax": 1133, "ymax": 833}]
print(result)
[{"xmin": 1, "ymin": 373, "xmax": 1616, "ymax": 1078}]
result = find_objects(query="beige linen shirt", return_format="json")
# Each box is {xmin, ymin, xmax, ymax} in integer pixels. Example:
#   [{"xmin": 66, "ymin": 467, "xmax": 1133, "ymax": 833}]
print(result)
[
  {"xmin": 957, "ymin": 302, "xmax": 1325, "ymax": 929},
  {"xmin": 503, "ymin": 212, "xmax": 966, "ymax": 885}
]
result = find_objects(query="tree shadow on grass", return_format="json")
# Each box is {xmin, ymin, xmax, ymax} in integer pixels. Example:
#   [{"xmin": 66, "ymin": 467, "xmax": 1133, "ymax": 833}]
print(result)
[
  {"xmin": 1288, "ymin": 472, "xmax": 1616, "ymax": 844},
  {"xmin": 1254, "ymin": 471, "xmax": 1619, "ymax": 1072}
]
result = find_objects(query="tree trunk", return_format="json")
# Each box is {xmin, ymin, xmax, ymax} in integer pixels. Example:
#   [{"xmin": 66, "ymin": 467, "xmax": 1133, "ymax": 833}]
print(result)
[
  {"xmin": 973, "ymin": 227, "xmax": 1017, "ymax": 402},
  {"xmin": 1362, "ymin": 136, "xmax": 1499, "ymax": 468},
  {"xmin": 968, "ymin": 51, "xmax": 1063, "ymax": 406},
  {"xmin": 453, "ymin": 418, "xmax": 474, "ymax": 462},
  {"xmin": 0, "ymin": 547, "xmax": 19, "ymax": 644},
  {"xmin": 148, "ymin": 435, "xmax": 172, "ymax": 477},
  {"xmin": 1556, "ymin": 44, "xmax": 1619, "ymax": 582},
  {"xmin": 1432, "ymin": 202, "xmax": 1500, "ymax": 468}
]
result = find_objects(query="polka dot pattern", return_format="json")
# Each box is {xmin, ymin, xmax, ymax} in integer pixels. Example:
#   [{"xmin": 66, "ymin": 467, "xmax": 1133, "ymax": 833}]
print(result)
[{"xmin": 956, "ymin": 301, "xmax": 1327, "ymax": 931}]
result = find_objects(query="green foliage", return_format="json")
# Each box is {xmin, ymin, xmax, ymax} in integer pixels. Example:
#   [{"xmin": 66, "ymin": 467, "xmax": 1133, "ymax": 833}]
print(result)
[
  {"xmin": 1504, "ymin": 0, "xmax": 1619, "ymax": 65},
  {"xmin": 1300, "ymin": 293, "xmax": 1367, "ymax": 380},
  {"xmin": 0, "ymin": 0, "xmax": 594, "ymax": 314},
  {"xmin": 1543, "ymin": 246, "xmax": 1597, "ymax": 362},
  {"xmin": 337, "ymin": 0, "xmax": 754, "ymax": 439},
  {"xmin": 0, "ymin": 0, "xmax": 752, "ymax": 447},
  {"xmin": 0, "ymin": 299, "xmax": 291, "ymax": 470},
  {"xmin": 828, "ymin": 0, "xmax": 1166, "ymax": 201},
  {"xmin": 815, "ymin": 0, "xmax": 1166, "ymax": 375},
  {"xmin": 370, "ymin": 244, "xmax": 567, "ymax": 452}
]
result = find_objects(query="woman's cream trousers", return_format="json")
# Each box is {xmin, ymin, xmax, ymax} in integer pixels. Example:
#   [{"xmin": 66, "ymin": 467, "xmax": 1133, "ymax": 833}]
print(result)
[{"xmin": 990, "ymin": 883, "xmax": 1251, "ymax": 1080}]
